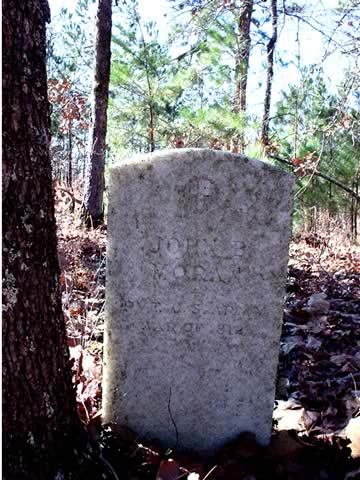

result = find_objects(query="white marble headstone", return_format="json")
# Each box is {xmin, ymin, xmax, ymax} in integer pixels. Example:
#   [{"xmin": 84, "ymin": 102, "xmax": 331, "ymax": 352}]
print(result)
[{"xmin": 103, "ymin": 149, "xmax": 293, "ymax": 453}]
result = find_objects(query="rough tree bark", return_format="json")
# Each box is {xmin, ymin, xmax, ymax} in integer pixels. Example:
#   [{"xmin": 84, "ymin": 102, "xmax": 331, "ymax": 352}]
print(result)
[
  {"xmin": 261, "ymin": 0, "xmax": 278, "ymax": 147},
  {"xmin": 234, "ymin": 0, "xmax": 254, "ymax": 152},
  {"xmin": 82, "ymin": 0, "xmax": 112, "ymax": 226},
  {"xmin": 2, "ymin": 1, "xmax": 100, "ymax": 478}
]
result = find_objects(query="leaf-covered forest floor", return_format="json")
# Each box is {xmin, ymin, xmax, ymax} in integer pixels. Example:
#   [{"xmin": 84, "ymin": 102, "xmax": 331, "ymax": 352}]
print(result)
[{"xmin": 55, "ymin": 189, "xmax": 360, "ymax": 480}]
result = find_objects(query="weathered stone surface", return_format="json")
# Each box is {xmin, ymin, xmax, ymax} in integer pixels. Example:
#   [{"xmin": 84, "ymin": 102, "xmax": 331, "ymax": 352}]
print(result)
[{"xmin": 103, "ymin": 149, "xmax": 293, "ymax": 453}]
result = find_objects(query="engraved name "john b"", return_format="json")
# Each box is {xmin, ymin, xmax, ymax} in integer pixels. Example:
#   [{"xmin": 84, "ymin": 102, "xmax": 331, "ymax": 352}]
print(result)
[{"xmin": 147, "ymin": 236, "xmax": 245, "ymax": 259}]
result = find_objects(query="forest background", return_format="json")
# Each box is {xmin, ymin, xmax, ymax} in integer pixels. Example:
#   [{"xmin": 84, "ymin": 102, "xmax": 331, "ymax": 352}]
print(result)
[
  {"xmin": 3, "ymin": 1, "xmax": 359, "ymax": 477},
  {"xmin": 47, "ymin": 0, "xmax": 359, "ymax": 238}
]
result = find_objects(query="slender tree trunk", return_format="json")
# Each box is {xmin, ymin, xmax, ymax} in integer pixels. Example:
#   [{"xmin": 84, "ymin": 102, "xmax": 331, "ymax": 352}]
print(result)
[
  {"xmin": 137, "ymin": 15, "xmax": 156, "ymax": 152},
  {"xmin": 68, "ymin": 124, "xmax": 73, "ymax": 188},
  {"xmin": 149, "ymin": 104, "xmax": 155, "ymax": 152},
  {"xmin": 261, "ymin": 0, "xmax": 278, "ymax": 147},
  {"xmin": 2, "ymin": 1, "xmax": 101, "ymax": 478},
  {"xmin": 351, "ymin": 166, "xmax": 359, "ymax": 240},
  {"xmin": 82, "ymin": 0, "xmax": 112, "ymax": 226},
  {"xmin": 234, "ymin": 0, "xmax": 253, "ymax": 152},
  {"xmin": 143, "ymin": 50, "xmax": 155, "ymax": 152},
  {"xmin": 355, "ymin": 177, "xmax": 359, "ymax": 239}
]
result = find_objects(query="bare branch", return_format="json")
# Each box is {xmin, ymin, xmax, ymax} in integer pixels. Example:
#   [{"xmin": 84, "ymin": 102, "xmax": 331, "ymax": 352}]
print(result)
[{"xmin": 269, "ymin": 154, "xmax": 360, "ymax": 202}]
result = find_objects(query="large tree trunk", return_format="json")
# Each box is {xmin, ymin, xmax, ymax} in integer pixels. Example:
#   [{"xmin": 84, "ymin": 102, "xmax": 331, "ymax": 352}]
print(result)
[
  {"xmin": 261, "ymin": 0, "xmax": 278, "ymax": 147},
  {"xmin": 2, "ymin": 2, "xmax": 97, "ymax": 478},
  {"xmin": 82, "ymin": 0, "xmax": 112, "ymax": 226},
  {"xmin": 234, "ymin": 0, "xmax": 253, "ymax": 152}
]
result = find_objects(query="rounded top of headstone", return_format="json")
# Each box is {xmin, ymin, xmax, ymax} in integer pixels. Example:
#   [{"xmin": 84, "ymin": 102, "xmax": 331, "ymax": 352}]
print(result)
[{"xmin": 110, "ymin": 148, "xmax": 293, "ymax": 181}]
